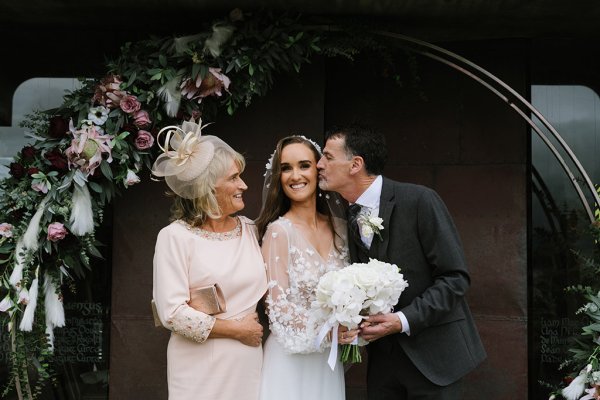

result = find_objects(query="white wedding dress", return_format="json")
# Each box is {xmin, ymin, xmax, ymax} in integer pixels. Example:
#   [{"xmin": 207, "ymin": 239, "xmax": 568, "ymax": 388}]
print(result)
[{"xmin": 259, "ymin": 217, "xmax": 349, "ymax": 400}]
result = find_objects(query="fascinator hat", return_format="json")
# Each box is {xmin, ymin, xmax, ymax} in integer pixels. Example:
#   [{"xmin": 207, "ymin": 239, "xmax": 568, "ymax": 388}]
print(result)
[{"xmin": 152, "ymin": 119, "xmax": 235, "ymax": 199}]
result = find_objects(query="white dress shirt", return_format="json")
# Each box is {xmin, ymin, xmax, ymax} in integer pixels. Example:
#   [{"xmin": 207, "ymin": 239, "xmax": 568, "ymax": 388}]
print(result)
[{"xmin": 353, "ymin": 175, "xmax": 411, "ymax": 335}]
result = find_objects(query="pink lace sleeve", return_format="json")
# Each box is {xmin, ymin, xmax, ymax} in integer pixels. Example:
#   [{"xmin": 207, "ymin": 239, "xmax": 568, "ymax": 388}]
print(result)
[{"xmin": 153, "ymin": 226, "xmax": 216, "ymax": 343}]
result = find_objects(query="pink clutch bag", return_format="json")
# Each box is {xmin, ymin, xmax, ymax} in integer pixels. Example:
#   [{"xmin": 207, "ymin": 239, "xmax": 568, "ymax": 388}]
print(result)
[
  {"xmin": 188, "ymin": 283, "xmax": 227, "ymax": 315},
  {"xmin": 151, "ymin": 283, "xmax": 226, "ymax": 328}
]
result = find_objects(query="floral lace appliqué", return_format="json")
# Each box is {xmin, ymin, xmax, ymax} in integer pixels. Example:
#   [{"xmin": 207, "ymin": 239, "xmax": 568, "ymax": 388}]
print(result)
[{"xmin": 263, "ymin": 217, "xmax": 349, "ymax": 354}]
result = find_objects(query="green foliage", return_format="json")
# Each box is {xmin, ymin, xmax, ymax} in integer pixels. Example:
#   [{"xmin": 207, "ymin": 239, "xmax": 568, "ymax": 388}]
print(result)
[{"xmin": 550, "ymin": 218, "xmax": 600, "ymax": 398}]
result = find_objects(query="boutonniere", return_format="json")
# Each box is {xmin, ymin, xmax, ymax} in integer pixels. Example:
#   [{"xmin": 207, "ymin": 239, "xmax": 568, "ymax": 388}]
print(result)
[{"xmin": 357, "ymin": 211, "xmax": 384, "ymax": 241}]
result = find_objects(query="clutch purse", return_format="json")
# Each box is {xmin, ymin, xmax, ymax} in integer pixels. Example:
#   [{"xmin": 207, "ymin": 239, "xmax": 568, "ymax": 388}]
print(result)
[
  {"xmin": 151, "ymin": 283, "xmax": 226, "ymax": 328},
  {"xmin": 188, "ymin": 283, "xmax": 227, "ymax": 315}
]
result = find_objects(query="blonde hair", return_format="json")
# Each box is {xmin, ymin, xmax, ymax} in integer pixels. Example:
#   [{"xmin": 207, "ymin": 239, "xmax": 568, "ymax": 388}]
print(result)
[{"xmin": 170, "ymin": 147, "xmax": 246, "ymax": 226}]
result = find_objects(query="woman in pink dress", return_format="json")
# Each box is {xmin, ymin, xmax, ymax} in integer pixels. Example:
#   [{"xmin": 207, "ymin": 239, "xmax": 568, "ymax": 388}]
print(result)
[{"xmin": 152, "ymin": 120, "xmax": 268, "ymax": 400}]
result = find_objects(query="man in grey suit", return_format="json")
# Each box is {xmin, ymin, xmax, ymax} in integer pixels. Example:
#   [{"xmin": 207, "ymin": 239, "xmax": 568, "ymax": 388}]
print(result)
[{"xmin": 317, "ymin": 124, "xmax": 486, "ymax": 399}]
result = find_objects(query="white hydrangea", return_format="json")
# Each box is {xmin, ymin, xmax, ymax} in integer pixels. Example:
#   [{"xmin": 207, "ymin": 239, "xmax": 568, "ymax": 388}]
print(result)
[{"xmin": 312, "ymin": 258, "xmax": 409, "ymax": 330}]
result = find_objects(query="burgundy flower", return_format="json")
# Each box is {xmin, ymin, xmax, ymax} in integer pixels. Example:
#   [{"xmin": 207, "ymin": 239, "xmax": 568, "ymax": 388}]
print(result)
[
  {"xmin": 9, "ymin": 163, "xmax": 25, "ymax": 179},
  {"xmin": 27, "ymin": 167, "xmax": 39, "ymax": 176},
  {"xmin": 121, "ymin": 123, "xmax": 137, "ymax": 135},
  {"xmin": 48, "ymin": 116, "xmax": 69, "ymax": 139},
  {"xmin": 21, "ymin": 146, "xmax": 36, "ymax": 162},
  {"xmin": 191, "ymin": 109, "xmax": 202, "ymax": 120},
  {"xmin": 45, "ymin": 148, "xmax": 68, "ymax": 171}
]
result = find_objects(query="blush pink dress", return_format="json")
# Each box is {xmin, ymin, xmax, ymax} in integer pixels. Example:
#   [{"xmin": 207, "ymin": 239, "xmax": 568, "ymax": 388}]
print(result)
[{"xmin": 153, "ymin": 216, "xmax": 268, "ymax": 400}]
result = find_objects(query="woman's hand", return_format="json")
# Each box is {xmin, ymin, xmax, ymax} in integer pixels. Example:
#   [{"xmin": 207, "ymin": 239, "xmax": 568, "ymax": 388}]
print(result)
[
  {"xmin": 236, "ymin": 312, "xmax": 264, "ymax": 347},
  {"xmin": 338, "ymin": 325, "xmax": 360, "ymax": 345}
]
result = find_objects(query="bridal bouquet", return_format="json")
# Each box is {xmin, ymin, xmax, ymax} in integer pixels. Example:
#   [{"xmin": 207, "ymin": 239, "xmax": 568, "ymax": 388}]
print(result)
[{"xmin": 312, "ymin": 258, "xmax": 409, "ymax": 369}]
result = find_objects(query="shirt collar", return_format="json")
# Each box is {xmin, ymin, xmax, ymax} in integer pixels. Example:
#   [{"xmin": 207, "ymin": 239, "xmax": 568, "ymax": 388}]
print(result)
[{"xmin": 355, "ymin": 175, "xmax": 382, "ymax": 209}]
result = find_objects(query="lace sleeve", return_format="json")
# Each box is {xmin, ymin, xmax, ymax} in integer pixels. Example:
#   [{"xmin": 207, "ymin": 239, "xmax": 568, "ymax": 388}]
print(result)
[
  {"xmin": 261, "ymin": 222, "xmax": 318, "ymax": 353},
  {"xmin": 153, "ymin": 226, "xmax": 216, "ymax": 343}
]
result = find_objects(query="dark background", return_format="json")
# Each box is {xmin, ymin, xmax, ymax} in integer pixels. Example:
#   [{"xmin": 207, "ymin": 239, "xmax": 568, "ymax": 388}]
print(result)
[{"xmin": 3, "ymin": 1, "xmax": 600, "ymax": 398}]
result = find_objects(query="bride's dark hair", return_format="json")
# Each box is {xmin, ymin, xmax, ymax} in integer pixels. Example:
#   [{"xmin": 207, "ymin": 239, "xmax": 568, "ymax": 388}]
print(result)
[{"xmin": 255, "ymin": 136, "xmax": 337, "ymax": 246}]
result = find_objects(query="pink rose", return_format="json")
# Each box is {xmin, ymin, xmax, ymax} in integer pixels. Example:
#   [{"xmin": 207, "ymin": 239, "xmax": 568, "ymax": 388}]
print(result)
[
  {"xmin": 133, "ymin": 110, "xmax": 152, "ymax": 128},
  {"xmin": 120, "ymin": 95, "xmax": 141, "ymax": 114},
  {"xmin": 0, "ymin": 223, "xmax": 13, "ymax": 238},
  {"xmin": 47, "ymin": 222, "xmax": 68, "ymax": 242},
  {"xmin": 134, "ymin": 130, "xmax": 155, "ymax": 150}
]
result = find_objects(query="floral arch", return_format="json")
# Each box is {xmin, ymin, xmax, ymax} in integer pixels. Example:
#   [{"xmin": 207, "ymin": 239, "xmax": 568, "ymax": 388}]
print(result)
[{"xmin": 1, "ymin": 8, "xmax": 599, "ymax": 400}]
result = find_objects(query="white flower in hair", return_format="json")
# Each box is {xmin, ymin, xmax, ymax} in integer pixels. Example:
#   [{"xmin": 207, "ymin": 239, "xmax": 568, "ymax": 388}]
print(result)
[
  {"xmin": 264, "ymin": 151, "xmax": 275, "ymax": 177},
  {"xmin": 263, "ymin": 135, "xmax": 321, "ymax": 174}
]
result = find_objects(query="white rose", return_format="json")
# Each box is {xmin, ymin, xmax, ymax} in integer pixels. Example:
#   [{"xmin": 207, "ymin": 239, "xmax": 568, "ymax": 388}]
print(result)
[
  {"xmin": 316, "ymin": 271, "xmax": 336, "ymax": 296},
  {"xmin": 369, "ymin": 216, "xmax": 384, "ymax": 230},
  {"xmin": 360, "ymin": 223, "xmax": 374, "ymax": 238},
  {"xmin": 353, "ymin": 267, "xmax": 379, "ymax": 291}
]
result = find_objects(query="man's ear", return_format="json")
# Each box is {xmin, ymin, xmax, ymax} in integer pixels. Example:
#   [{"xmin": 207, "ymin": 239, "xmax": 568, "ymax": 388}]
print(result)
[{"xmin": 349, "ymin": 156, "xmax": 365, "ymax": 176}]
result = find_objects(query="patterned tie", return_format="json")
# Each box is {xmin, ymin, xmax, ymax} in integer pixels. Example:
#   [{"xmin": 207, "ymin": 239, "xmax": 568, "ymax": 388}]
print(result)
[{"xmin": 347, "ymin": 203, "xmax": 367, "ymax": 251}]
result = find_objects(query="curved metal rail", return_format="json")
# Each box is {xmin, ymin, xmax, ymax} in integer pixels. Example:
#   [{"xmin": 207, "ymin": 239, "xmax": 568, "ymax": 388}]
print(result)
[{"xmin": 372, "ymin": 30, "xmax": 600, "ymax": 222}]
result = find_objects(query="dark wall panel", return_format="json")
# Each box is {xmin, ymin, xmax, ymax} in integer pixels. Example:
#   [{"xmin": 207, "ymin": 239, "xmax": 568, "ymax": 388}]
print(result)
[
  {"xmin": 324, "ymin": 40, "xmax": 528, "ymax": 399},
  {"xmin": 111, "ymin": 40, "xmax": 528, "ymax": 399}
]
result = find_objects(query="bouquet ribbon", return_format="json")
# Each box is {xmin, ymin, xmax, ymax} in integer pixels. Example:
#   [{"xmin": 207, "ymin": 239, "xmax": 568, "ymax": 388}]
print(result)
[{"xmin": 315, "ymin": 321, "xmax": 339, "ymax": 371}]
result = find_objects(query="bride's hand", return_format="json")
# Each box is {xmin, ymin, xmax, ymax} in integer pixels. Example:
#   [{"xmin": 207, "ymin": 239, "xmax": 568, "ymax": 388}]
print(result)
[
  {"xmin": 236, "ymin": 313, "xmax": 263, "ymax": 347},
  {"xmin": 338, "ymin": 326, "xmax": 360, "ymax": 345}
]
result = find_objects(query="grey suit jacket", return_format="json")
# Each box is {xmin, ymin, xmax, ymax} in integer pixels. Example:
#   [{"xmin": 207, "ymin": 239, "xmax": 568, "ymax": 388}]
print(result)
[{"xmin": 349, "ymin": 177, "xmax": 486, "ymax": 386}]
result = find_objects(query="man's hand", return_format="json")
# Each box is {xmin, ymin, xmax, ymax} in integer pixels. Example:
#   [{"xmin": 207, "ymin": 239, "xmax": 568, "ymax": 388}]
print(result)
[{"xmin": 359, "ymin": 313, "xmax": 402, "ymax": 342}]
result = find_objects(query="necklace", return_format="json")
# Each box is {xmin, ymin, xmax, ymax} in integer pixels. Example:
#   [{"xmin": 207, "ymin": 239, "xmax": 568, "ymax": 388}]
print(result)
[{"xmin": 177, "ymin": 217, "xmax": 241, "ymax": 241}]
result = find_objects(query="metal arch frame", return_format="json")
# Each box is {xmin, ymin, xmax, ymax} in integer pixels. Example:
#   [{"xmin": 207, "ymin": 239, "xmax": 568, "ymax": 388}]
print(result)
[{"xmin": 370, "ymin": 30, "xmax": 600, "ymax": 222}]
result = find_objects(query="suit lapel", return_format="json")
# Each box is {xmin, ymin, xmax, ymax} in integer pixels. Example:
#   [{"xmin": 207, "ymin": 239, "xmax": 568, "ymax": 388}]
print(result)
[{"xmin": 376, "ymin": 177, "xmax": 395, "ymax": 260}]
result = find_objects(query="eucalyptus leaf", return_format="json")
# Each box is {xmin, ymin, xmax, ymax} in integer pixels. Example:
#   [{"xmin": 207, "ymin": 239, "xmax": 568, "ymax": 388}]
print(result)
[
  {"xmin": 100, "ymin": 161, "xmax": 113, "ymax": 180},
  {"xmin": 159, "ymin": 54, "xmax": 167, "ymax": 67},
  {"xmin": 88, "ymin": 181, "xmax": 103, "ymax": 193},
  {"xmin": 126, "ymin": 71, "xmax": 137, "ymax": 88}
]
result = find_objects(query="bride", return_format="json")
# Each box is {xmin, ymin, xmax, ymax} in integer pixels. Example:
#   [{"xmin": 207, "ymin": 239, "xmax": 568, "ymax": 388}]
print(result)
[{"xmin": 255, "ymin": 135, "xmax": 358, "ymax": 400}]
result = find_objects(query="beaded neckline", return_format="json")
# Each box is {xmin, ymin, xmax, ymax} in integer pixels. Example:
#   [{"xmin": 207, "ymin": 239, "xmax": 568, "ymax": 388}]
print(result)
[{"xmin": 177, "ymin": 217, "xmax": 241, "ymax": 241}]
